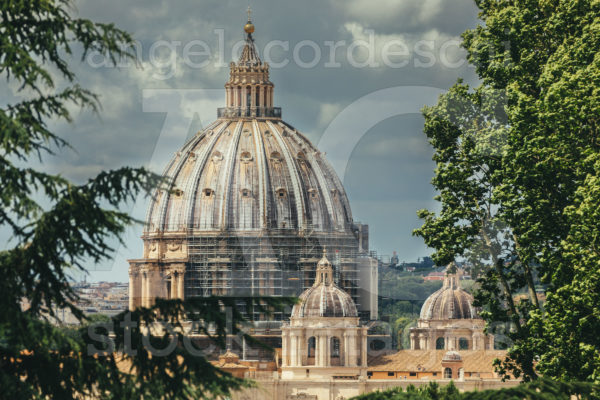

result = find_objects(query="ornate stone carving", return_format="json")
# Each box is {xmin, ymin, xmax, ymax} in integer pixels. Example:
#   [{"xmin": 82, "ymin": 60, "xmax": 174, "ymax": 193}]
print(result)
[{"xmin": 167, "ymin": 242, "xmax": 181, "ymax": 251}]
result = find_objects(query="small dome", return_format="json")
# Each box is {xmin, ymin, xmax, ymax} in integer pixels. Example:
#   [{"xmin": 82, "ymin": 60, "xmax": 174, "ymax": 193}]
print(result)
[
  {"xmin": 420, "ymin": 268, "xmax": 480, "ymax": 320},
  {"xmin": 292, "ymin": 285, "xmax": 358, "ymax": 318},
  {"xmin": 442, "ymin": 351, "xmax": 462, "ymax": 362},
  {"xmin": 291, "ymin": 251, "xmax": 358, "ymax": 318}
]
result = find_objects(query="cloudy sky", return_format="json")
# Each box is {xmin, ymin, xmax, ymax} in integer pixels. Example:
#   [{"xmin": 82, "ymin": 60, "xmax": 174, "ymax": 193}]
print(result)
[{"xmin": 5, "ymin": 0, "xmax": 482, "ymax": 282}]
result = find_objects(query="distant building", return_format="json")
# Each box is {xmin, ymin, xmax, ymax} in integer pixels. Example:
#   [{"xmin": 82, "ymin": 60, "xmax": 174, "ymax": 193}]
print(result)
[
  {"xmin": 424, "ymin": 270, "xmax": 472, "ymax": 281},
  {"xmin": 228, "ymin": 260, "xmax": 516, "ymax": 399},
  {"xmin": 48, "ymin": 282, "xmax": 129, "ymax": 325},
  {"xmin": 423, "ymin": 271, "xmax": 446, "ymax": 281},
  {"xmin": 368, "ymin": 350, "xmax": 507, "ymax": 380},
  {"xmin": 390, "ymin": 251, "xmax": 399, "ymax": 267}
]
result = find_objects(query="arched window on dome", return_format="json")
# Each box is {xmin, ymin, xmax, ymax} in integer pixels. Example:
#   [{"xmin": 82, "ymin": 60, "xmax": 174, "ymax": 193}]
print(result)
[
  {"xmin": 240, "ymin": 151, "xmax": 252, "ymax": 163},
  {"xmin": 444, "ymin": 367, "xmax": 452, "ymax": 379},
  {"xmin": 276, "ymin": 188, "xmax": 287, "ymax": 199},
  {"xmin": 436, "ymin": 337, "xmax": 445, "ymax": 350},
  {"xmin": 459, "ymin": 337, "xmax": 469, "ymax": 350}
]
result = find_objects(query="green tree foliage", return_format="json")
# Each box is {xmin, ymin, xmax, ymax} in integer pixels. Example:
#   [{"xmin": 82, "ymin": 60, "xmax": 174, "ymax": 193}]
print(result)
[
  {"xmin": 414, "ymin": 0, "xmax": 600, "ymax": 383},
  {"xmin": 0, "ymin": 1, "xmax": 294, "ymax": 398},
  {"xmin": 350, "ymin": 379, "xmax": 599, "ymax": 400},
  {"xmin": 414, "ymin": 84, "xmax": 539, "ymax": 379},
  {"xmin": 379, "ymin": 269, "xmax": 442, "ymax": 349},
  {"xmin": 379, "ymin": 271, "xmax": 443, "ymax": 301},
  {"xmin": 393, "ymin": 316, "xmax": 413, "ymax": 350}
]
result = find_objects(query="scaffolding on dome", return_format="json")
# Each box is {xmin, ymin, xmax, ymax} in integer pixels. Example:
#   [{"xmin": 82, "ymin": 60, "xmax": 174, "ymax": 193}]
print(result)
[{"xmin": 184, "ymin": 226, "xmax": 364, "ymax": 320}]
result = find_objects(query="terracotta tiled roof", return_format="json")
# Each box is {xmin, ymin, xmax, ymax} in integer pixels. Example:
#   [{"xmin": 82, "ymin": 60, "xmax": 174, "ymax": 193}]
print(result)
[{"xmin": 368, "ymin": 350, "xmax": 506, "ymax": 373}]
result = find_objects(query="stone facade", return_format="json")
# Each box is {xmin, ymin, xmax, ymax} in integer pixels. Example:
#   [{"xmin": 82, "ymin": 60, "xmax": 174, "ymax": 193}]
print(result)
[
  {"xmin": 281, "ymin": 252, "xmax": 369, "ymax": 380},
  {"xmin": 228, "ymin": 378, "xmax": 520, "ymax": 400}
]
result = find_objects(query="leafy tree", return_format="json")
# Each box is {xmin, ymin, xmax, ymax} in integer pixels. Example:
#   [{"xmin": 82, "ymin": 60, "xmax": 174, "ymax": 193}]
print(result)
[
  {"xmin": 394, "ymin": 316, "xmax": 413, "ymax": 350},
  {"xmin": 530, "ymin": 159, "xmax": 600, "ymax": 382},
  {"xmin": 379, "ymin": 271, "xmax": 442, "ymax": 301},
  {"xmin": 415, "ymin": 0, "xmax": 600, "ymax": 383},
  {"xmin": 0, "ymin": 1, "xmax": 294, "ymax": 398},
  {"xmin": 350, "ymin": 379, "xmax": 599, "ymax": 400},
  {"xmin": 378, "ymin": 270, "xmax": 443, "ymax": 349},
  {"xmin": 414, "ymin": 83, "xmax": 539, "ymax": 379}
]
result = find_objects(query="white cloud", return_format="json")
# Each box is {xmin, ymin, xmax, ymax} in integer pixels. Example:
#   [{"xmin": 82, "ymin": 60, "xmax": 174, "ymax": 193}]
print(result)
[
  {"xmin": 342, "ymin": 22, "xmax": 466, "ymax": 70},
  {"xmin": 330, "ymin": 0, "xmax": 478, "ymax": 35},
  {"xmin": 318, "ymin": 102, "xmax": 345, "ymax": 129}
]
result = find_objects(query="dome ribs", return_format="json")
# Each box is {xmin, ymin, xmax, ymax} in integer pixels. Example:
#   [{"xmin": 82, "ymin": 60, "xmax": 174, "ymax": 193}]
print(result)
[
  {"xmin": 304, "ymin": 146, "xmax": 336, "ymax": 230},
  {"xmin": 252, "ymin": 120, "xmax": 268, "ymax": 229},
  {"xmin": 291, "ymin": 252, "xmax": 358, "ymax": 318},
  {"xmin": 296, "ymin": 163, "xmax": 320, "ymax": 230},
  {"xmin": 316, "ymin": 156, "xmax": 354, "ymax": 228},
  {"xmin": 153, "ymin": 126, "xmax": 212, "ymax": 231},
  {"xmin": 293, "ymin": 279, "xmax": 358, "ymax": 318},
  {"xmin": 199, "ymin": 149, "xmax": 221, "ymax": 229},
  {"xmin": 218, "ymin": 120, "xmax": 243, "ymax": 230},
  {"xmin": 262, "ymin": 126, "xmax": 291, "ymax": 229},
  {"xmin": 230, "ymin": 121, "xmax": 259, "ymax": 230},
  {"xmin": 148, "ymin": 119, "xmax": 355, "ymax": 235},
  {"xmin": 419, "ymin": 269, "xmax": 480, "ymax": 321},
  {"xmin": 319, "ymin": 285, "xmax": 327, "ymax": 316},
  {"xmin": 281, "ymin": 124, "xmax": 331, "ymax": 231},
  {"xmin": 267, "ymin": 120, "xmax": 305, "ymax": 230},
  {"xmin": 183, "ymin": 121, "xmax": 229, "ymax": 230}
]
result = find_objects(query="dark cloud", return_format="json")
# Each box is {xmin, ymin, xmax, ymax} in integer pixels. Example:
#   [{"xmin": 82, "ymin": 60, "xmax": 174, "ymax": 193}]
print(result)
[{"xmin": 1, "ymin": 0, "xmax": 481, "ymax": 280}]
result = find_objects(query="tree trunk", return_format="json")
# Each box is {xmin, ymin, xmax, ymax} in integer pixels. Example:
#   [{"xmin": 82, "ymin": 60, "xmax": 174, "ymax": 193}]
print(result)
[
  {"xmin": 481, "ymin": 229, "xmax": 523, "ymax": 334},
  {"xmin": 513, "ymin": 234, "xmax": 540, "ymax": 309}
]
